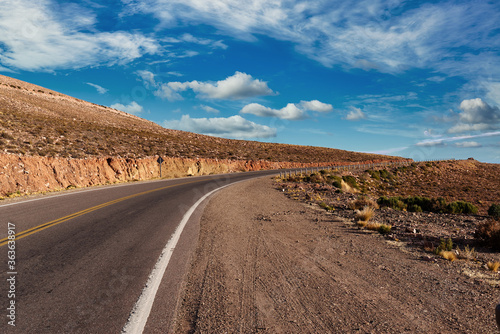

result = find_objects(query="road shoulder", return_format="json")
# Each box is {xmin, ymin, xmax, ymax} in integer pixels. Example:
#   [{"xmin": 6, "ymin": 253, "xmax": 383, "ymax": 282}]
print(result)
[{"xmin": 172, "ymin": 176, "xmax": 496, "ymax": 333}]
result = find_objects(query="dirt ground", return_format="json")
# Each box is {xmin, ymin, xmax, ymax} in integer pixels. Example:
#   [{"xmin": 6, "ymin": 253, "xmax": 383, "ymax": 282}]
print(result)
[{"xmin": 173, "ymin": 177, "xmax": 498, "ymax": 333}]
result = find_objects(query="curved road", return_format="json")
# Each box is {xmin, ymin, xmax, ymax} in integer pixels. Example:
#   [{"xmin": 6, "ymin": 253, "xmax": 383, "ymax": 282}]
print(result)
[{"xmin": 0, "ymin": 170, "xmax": 279, "ymax": 333}]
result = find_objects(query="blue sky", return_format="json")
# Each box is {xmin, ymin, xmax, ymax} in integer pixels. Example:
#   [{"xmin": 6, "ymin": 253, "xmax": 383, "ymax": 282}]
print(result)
[{"xmin": 1, "ymin": 0, "xmax": 500, "ymax": 163}]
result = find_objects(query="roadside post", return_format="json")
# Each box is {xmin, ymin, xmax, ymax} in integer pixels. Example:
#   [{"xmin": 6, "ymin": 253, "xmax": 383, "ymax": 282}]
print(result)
[{"xmin": 157, "ymin": 156, "xmax": 164, "ymax": 178}]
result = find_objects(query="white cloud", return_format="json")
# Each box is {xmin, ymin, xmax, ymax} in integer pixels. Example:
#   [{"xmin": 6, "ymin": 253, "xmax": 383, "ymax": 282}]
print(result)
[
  {"xmin": 240, "ymin": 103, "xmax": 306, "ymax": 120},
  {"xmin": 136, "ymin": 70, "xmax": 156, "ymax": 88},
  {"xmin": 200, "ymin": 105, "xmax": 220, "ymax": 113},
  {"xmin": 86, "ymin": 82, "xmax": 108, "ymax": 94},
  {"xmin": 455, "ymin": 141, "xmax": 481, "ymax": 148},
  {"xmin": 154, "ymin": 84, "xmax": 183, "ymax": 101},
  {"xmin": 416, "ymin": 131, "xmax": 500, "ymax": 146},
  {"xmin": 345, "ymin": 107, "xmax": 367, "ymax": 121},
  {"xmin": 163, "ymin": 114, "xmax": 276, "ymax": 139},
  {"xmin": 165, "ymin": 71, "xmax": 274, "ymax": 100},
  {"xmin": 240, "ymin": 99, "xmax": 332, "ymax": 120},
  {"xmin": 300, "ymin": 100, "xmax": 333, "ymax": 113},
  {"xmin": 110, "ymin": 101, "xmax": 144, "ymax": 115},
  {"xmin": 448, "ymin": 98, "xmax": 500, "ymax": 133},
  {"xmin": 0, "ymin": 0, "xmax": 159, "ymax": 71},
  {"xmin": 132, "ymin": 0, "xmax": 500, "ymax": 77}
]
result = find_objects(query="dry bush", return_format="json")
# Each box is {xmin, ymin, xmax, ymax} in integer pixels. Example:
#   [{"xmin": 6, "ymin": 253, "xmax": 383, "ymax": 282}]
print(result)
[
  {"xmin": 356, "ymin": 206, "xmax": 375, "ymax": 222},
  {"xmin": 475, "ymin": 220, "xmax": 500, "ymax": 251},
  {"xmin": 349, "ymin": 197, "xmax": 379, "ymax": 210},
  {"xmin": 357, "ymin": 220, "xmax": 368, "ymax": 227},
  {"xmin": 487, "ymin": 261, "xmax": 500, "ymax": 272},
  {"xmin": 439, "ymin": 250, "xmax": 457, "ymax": 262},
  {"xmin": 456, "ymin": 245, "xmax": 477, "ymax": 261},
  {"xmin": 366, "ymin": 222, "xmax": 382, "ymax": 231},
  {"xmin": 341, "ymin": 180, "xmax": 357, "ymax": 193}
]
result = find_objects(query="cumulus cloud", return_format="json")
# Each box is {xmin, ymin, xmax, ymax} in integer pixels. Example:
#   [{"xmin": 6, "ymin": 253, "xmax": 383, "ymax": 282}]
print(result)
[
  {"xmin": 163, "ymin": 72, "xmax": 274, "ymax": 100},
  {"xmin": 448, "ymin": 98, "xmax": 500, "ymax": 133},
  {"xmin": 300, "ymin": 100, "xmax": 333, "ymax": 113},
  {"xmin": 110, "ymin": 101, "xmax": 144, "ymax": 115},
  {"xmin": 154, "ymin": 84, "xmax": 183, "ymax": 101},
  {"xmin": 240, "ymin": 99, "xmax": 332, "ymax": 120},
  {"xmin": 240, "ymin": 103, "xmax": 306, "ymax": 120},
  {"xmin": 163, "ymin": 114, "xmax": 276, "ymax": 139},
  {"xmin": 345, "ymin": 107, "xmax": 367, "ymax": 121},
  {"xmin": 86, "ymin": 82, "xmax": 108, "ymax": 94},
  {"xmin": 0, "ymin": 0, "xmax": 159, "ymax": 71}
]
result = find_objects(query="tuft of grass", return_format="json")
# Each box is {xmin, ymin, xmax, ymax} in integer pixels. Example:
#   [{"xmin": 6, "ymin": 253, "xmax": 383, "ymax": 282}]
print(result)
[
  {"xmin": 356, "ymin": 206, "xmax": 375, "ymax": 222},
  {"xmin": 318, "ymin": 201, "xmax": 335, "ymax": 212},
  {"xmin": 439, "ymin": 250, "xmax": 457, "ymax": 262},
  {"xmin": 349, "ymin": 197, "xmax": 379, "ymax": 210},
  {"xmin": 366, "ymin": 222, "xmax": 382, "ymax": 231},
  {"xmin": 378, "ymin": 224, "xmax": 392, "ymax": 234},
  {"xmin": 487, "ymin": 261, "xmax": 500, "ymax": 272},
  {"xmin": 357, "ymin": 220, "xmax": 368, "ymax": 227},
  {"xmin": 456, "ymin": 245, "xmax": 477, "ymax": 261}
]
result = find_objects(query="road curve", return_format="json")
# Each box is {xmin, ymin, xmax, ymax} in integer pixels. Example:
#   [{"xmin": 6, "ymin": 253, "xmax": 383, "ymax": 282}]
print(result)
[{"xmin": 0, "ymin": 170, "xmax": 279, "ymax": 333}]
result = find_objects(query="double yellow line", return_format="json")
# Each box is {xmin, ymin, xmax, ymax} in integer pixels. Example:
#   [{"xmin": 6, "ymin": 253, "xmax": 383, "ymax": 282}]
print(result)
[{"xmin": 0, "ymin": 179, "xmax": 202, "ymax": 247}]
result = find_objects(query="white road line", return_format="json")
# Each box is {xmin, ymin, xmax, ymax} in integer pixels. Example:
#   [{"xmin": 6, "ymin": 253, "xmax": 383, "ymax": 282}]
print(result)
[{"xmin": 121, "ymin": 181, "xmax": 236, "ymax": 334}]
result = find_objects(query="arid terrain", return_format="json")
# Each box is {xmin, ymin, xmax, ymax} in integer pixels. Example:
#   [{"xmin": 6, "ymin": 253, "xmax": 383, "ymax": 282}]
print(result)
[
  {"xmin": 173, "ymin": 176, "xmax": 499, "ymax": 333},
  {"xmin": 0, "ymin": 74, "xmax": 406, "ymax": 198},
  {"xmin": 0, "ymin": 74, "xmax": 396, "ymax": 163}
]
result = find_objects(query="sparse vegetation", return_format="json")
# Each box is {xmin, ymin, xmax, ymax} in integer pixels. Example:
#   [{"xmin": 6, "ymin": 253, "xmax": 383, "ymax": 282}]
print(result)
[
  {"xmin": 488, "ymin": 204, "xmax": 500, "ymax": 219},
  {"xmin": 355, "ymin": 206, "xmax": 375, "ymax": 222},
  {"xmin": 378, "ymin": 196, "xmax": 478, "ymax": 215},
  {"xmin": 487, "ymin": 261, "xmax": 500, "ymax": 272},
  {"xmin": 456, "ymin": 245, "xmax": 477, "ymax": 261},
  {"xmin": 475, "ymin": 220, "xmax": 500, "ymax": 251}
]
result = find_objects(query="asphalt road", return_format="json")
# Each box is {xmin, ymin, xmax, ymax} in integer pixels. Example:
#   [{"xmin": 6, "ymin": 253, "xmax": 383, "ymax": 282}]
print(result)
[{"xmin": 0, "ymin": 170, "xmax": 280, "ymax": 333}]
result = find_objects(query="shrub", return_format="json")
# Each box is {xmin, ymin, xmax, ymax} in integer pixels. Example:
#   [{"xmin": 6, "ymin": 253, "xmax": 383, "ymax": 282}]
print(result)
[
  {"xmin": 487, "ymin": 261, "xmax": 500, "ymax": 272},
  {"xmin": 367, "ymin": 169, "xmax": 380, "ymax": 180},
  {"xmin": 446, "ymin": 201, "xmax": 478, "ymax": 215},
  {"xmin": 378, "ymin": 224, "xmax": 392, "ymax": 234},
  {"xmin": 434, "ymin": 238, "xmax": 453, "ymax": 255},
  {"xmin": 378, "ymin": 196, "xmax": 407, "ymax": 211},
  {"xmin": 475, "ymin": 220, "xmax": 500, "ymax": 251},
  {"xmin": 439, "ymin": 251, "xmax": 457, "ymax": 262},
  {"xmin": 356, "ymin": 206, "xmax": 375, "ymax": 222},
  {"xmin": 342, "ymin": 175, "xmax": 358, "ymax": 189},
  {"xmin": 456, "ymin": 245, "xmax": 477, "ymax": 261},
  {"xmin": 349, "ymin": 197, "xmax": 379, "ymax": 210},
  {"xmin": 488, "ymin": 204, "xmax": 500, "ymax": 219},
  {"xmin": 318, "ymin": 202, "xmax": 334, "ymax": 212},
  {"xmin": 366, "ymin": 222, "xmax": 381, "ymax": 231}
]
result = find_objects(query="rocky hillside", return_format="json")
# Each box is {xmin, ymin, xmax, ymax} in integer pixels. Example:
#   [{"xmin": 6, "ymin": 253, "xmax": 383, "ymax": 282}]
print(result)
[{"xmin": 0, "ymin": 74, "xmax": 399, "ymax": 163}]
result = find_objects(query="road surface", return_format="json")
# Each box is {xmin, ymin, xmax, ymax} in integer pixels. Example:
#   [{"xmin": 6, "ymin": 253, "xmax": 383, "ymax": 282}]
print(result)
[{"xmin": 0, "ymin": 170, "xmax": 279, "ymax": 333}]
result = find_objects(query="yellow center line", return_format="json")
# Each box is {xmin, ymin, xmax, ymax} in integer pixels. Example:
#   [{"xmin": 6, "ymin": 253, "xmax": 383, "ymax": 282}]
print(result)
[{"xmin": 0, "ymin": 179, "xmax": 203, "ymax": 247}]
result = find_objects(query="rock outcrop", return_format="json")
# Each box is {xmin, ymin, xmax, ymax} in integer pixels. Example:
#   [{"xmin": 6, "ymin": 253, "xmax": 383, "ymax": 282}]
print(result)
[{"xmin": 1, "ymin": 153, "xmax": 388, "ymax": 197}]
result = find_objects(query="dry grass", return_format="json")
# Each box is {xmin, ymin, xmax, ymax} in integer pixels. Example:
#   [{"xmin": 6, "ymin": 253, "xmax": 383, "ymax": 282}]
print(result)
[
  {"xmin": 355, "ymin": 206, "xmax": 375, "ymax": 222},
  {"xmin": 349, "ymin": 197, "xmax": 379, "ymax": 210},
  {"xmin": 487, "ymin": 261, "xmax": 500, "ymax": 272},
  {"xmin": 366, "ymin": 222, "xmax": 382, "ymax": 231},
  {"xmin": 341, "ymin": 180, "xmax": 357, "ymax": 194},
  {"xmin": 456, "ymin": 245, "xmax": 478, "ymax": 261},
  {"xmin": 357, "ymin": 220, "xmax": 368, "ymax": 227},
  {"xmin": 439, "ymin": 251, "xmax": 457, "ymax": 262}
]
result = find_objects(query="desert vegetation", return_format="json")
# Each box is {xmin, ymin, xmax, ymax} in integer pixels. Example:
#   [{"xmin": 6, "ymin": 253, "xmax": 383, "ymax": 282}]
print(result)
[{"xmin": 275, "ymin": 159, "xmax": 500, "ymax": 285}]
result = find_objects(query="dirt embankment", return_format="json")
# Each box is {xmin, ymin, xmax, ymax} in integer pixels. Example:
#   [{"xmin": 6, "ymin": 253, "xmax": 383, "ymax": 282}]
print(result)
[
  {"xmin": 0, "ymin": 152, "xmax": 366, "ymax": 197},
  {"xmin": 173, "ymin": 177, "xmax": 497, "ymax": 333}
]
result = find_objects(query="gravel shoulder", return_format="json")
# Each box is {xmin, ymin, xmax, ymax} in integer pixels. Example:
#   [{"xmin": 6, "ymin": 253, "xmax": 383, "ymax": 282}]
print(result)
[{"xmin": 173, "ymin": 176, "xmax": 497, "ymax": 333}]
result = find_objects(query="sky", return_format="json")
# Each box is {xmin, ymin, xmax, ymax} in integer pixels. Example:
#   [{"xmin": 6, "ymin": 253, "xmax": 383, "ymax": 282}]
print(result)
[{"xmin": 1, "ymin": 0, "xmax": 500, "ymax": 163}]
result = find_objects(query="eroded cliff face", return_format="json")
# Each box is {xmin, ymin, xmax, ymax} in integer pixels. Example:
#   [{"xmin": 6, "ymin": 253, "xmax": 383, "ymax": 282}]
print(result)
[{"xmin": 0, "ymin": 153, "xmax": 347, "ymax": 197}]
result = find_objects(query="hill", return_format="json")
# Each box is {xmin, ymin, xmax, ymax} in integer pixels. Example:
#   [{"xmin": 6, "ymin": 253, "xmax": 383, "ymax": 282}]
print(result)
[{"xmin": 0, "ymin": 74, "xmax": 399, "ymax": 163}]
